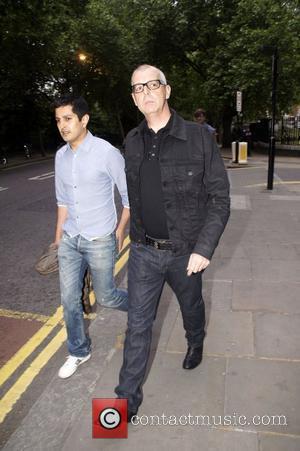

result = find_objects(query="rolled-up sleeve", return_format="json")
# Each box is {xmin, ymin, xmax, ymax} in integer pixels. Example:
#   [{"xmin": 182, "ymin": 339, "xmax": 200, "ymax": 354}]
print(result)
[{"xmin": 55, "ymin": 152, "xmax": 68, "ymax": 207}]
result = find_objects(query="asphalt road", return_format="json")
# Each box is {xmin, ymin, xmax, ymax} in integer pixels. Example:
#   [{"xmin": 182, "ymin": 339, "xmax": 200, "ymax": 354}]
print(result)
[{"xmin": 0, "ymin": 159, "xmax": 59, "ymax": 315}]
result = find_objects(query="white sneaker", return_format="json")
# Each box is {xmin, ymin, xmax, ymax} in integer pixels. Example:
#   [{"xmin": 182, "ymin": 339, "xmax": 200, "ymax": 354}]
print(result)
[{"xmin": 58, "ymin": 354, "xmax": 91, "ymax": 379}]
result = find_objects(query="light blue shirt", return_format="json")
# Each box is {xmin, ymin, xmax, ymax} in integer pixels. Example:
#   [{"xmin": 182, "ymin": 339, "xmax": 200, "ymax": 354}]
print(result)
[
  {"xmin": 204, "ymin": 123, "xmax": 216, "ymax": 134},
  {"xmin": 55, "ymin": 131, "xmax": 129, "ymax": 240}
]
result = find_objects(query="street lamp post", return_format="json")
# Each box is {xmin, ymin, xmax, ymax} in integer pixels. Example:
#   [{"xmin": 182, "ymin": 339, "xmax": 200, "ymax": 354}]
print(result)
[{"xmin": 263, "ymin": 46, "xmax": 278, "ymax": 190}]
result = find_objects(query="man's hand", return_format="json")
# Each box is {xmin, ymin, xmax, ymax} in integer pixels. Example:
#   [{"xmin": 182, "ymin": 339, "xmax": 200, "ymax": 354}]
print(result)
[
  {"xmin": 54, "ymin": 206, "xmax": 68, "ymax": 247},
  {"xmin": 116, "ymin": 227, "xmax": 126, "ymax": 253},
  {"xmin": 115, "ymin": 206, "xmax": 130, "ymax": 253},
  {"xmin": 187, "ymin": 253, "xmax": 210, "ymax": 276}
]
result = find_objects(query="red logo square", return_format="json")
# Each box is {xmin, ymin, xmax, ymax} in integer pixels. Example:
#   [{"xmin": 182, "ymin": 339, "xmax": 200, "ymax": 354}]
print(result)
[{"xmin": 92, "ymin": 398, "xmax": 128, "ymax": 439}]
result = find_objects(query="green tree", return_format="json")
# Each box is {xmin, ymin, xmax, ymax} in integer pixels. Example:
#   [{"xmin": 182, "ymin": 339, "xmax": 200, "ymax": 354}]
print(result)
[
  {"xmin": 1, "ymin": 0, "xmax": 299, "ymax": 151},
  {"xmin": 120, "ymin": 0, "xmax": 300, "ymax": 145},
  {"xmin": 0, "ymin": 0, "xmax": 87, "ymax": 154}
]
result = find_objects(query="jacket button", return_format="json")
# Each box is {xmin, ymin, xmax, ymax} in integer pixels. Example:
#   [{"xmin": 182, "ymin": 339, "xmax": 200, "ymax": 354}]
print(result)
[
  {"xmin": 169, "ymin": 225, "xmax": 174, "ymax": 231},
  {"xmin": 162, "ymin": 181, "xmax": 167, "ymax": 187}
]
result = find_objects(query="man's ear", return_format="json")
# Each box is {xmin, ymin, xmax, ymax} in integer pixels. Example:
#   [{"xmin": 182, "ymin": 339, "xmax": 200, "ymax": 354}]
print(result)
[
  {"xmin": 81, "ymin": 114, "xmax": 89, "ymax": 128},
  {"xmin": 165, "ymin": 85, "xmax": 171, "ymax": 100},
  {"xmin": 131, "ymin": 93, "xmax": 138, "ymax": 107}
]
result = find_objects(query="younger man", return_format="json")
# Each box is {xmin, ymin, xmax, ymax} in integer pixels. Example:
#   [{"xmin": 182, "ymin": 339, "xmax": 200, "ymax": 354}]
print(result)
[{"xmin": 53, "ymin": 94, "xmax": 129, "ymax": 378}]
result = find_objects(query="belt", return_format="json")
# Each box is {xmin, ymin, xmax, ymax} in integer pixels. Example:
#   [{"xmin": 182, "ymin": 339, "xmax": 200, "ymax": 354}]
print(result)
[{"xmin": 145, "ymin": 235, "xmax": 173, "ymax": 250}]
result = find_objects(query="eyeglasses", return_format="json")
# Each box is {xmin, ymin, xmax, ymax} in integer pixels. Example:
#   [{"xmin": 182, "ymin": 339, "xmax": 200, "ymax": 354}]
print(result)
[{"xmin": 131, "ymin": 79, "xmax": 166, "ymax": 94}]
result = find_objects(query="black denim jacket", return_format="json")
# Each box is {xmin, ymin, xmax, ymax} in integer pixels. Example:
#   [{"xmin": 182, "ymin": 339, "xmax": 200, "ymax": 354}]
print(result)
[{"xmin": 124, "ymin": 110, "xmax": 230, "ymax": 259}]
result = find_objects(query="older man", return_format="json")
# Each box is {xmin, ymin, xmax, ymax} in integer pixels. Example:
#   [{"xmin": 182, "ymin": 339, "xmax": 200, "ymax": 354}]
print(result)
[{"xmin": 115, "ymin": 65, "xmax": 230, "ymax": 420}]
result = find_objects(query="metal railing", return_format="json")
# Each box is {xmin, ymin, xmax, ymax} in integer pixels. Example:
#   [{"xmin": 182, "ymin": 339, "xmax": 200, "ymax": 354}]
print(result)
[{"xmin": 276, "ymin": 116, "xmax": 300, "ymax": 145}]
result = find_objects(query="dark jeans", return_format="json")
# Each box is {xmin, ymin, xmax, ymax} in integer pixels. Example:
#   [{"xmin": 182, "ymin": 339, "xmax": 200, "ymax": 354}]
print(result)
[{"xmin": 115, "ymin": 242, "xmax": 205, "ymax": 411}]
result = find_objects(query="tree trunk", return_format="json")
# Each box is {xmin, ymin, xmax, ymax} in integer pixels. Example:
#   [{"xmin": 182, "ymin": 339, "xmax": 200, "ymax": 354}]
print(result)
[
  {"xmin": 221, "ymin": 106, "xmax": 235, "ymax": 148},
  {"xmin": 116, "ymin": 107, "xmax": 125, "ymax": 142}
]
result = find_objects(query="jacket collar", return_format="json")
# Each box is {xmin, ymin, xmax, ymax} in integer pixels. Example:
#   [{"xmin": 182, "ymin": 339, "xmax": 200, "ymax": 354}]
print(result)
[{"xmin": 133, "ymin": 109, "xmax": 187, "ymax": 141}]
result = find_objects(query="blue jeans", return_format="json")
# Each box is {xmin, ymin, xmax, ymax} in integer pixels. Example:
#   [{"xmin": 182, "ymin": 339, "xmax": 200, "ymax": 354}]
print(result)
[
  {"xmin": 58, "ymin": 233, "xmax": 128, "ymax": 357},
  {"xmin": 115, "ymin": 242, "xmax": 205, "ymax": 411}
]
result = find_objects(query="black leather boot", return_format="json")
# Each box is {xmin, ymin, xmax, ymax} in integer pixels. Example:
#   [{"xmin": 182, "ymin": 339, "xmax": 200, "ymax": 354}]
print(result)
[{"xmin": 182, "ymin": 344, "xmax": 203, "ymax": 370}]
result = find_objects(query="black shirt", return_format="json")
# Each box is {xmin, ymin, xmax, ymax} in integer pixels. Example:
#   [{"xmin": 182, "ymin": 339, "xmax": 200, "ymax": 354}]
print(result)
[{"xmin": 139, "ymin": 116, "xmax": 173, "ymax": 239}]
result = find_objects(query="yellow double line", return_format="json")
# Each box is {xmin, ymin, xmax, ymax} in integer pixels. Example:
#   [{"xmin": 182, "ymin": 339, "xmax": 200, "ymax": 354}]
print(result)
[{"xmin": 0, "ymin": 236, "xmax": 130, "ymax": 423}]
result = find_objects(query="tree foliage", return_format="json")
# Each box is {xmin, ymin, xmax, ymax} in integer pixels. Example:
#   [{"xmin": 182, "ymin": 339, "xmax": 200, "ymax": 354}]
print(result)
[{"xmin": 1, "ymin": 0, "xmax": 299, "ymax": 152}]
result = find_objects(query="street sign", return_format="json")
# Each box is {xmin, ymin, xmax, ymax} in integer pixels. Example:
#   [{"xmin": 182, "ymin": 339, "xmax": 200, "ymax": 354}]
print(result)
[{"xmin": 236, "ymin": 91, "xmax": 242, "ymax": 112}]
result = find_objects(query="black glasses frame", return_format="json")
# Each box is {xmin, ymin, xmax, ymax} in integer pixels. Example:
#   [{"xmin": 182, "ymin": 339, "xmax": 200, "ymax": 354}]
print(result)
[{"xmin": 131, "ymin": 79, "xmax": 166, "ymax": 94}]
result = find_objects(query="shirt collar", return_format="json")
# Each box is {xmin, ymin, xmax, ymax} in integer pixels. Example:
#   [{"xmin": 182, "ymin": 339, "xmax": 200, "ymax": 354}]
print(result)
[
  {"xmin": 141, "ymin": 111, "xmax": 174, "ymax": 136},
  {"xmin": 136, "ymin": 109, "xmax": 187, "ymax": 141},
  {"xmin": 66, "ymin": 130, "xmax": 94, "ymax": 153}
]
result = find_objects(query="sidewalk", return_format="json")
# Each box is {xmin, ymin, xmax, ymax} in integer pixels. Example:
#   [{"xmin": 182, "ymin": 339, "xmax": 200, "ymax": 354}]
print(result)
[
  {"xmin": 0, "ymin": 152, "xmax": 55, "ymax": 170},
  {"xmin": 3, "ymin": 156, "xmax": 300, "ymax": 451}
]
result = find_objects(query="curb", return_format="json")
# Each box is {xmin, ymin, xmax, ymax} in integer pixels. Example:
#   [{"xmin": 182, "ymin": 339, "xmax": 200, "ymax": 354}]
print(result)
[{"xmin": 0, "ymin": 155, "xmax": 55, "ymax": 171}]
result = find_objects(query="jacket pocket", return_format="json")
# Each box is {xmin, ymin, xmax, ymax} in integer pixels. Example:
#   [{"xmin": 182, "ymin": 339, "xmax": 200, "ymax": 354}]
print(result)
[{"xmin": 173, "ymin": 164, "xmax": 204, "ymax": 194}]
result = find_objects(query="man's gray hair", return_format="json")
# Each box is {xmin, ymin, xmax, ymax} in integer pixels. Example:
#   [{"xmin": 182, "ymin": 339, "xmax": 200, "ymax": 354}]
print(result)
[{"xmin": 131, "ymin": 64, "xmax": 167, "ymax": 85}]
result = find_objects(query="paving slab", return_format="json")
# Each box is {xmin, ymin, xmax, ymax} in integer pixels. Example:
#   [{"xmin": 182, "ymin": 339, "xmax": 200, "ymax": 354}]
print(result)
[
  {"xmin": 230, "ymin": 194, "xmax": 252, "ymax": 210},
  {"xmin": 240, "ymin": 243, "xmax": 299, "ymax": 260},
  {"xmin": 204, "ymin": 310, "xmax": 254, "ymax": 356},
  {"xmin": 234, "ymin": 229, "xmax": 299, "ymax": 247},
  {"xmin": 226, "ymin": 358, "xmax": 300, "ymax": 435},
  {"xmin": 240, "ymin": 210, "xmax": 299, "ymax": 233},
  {"xmin": 254, "ymin": 312, "xmax": 300, "ymax": 359},
  {"xmin": 167, "ymin": 310, "xmax": 254, "ymax": 357},
  {"xmin": 251, "ymin": 260, "xmax": 300, "ymax": 282},
  {"xmin": 63, "ymin": 419, "xmax": 259, "ymax": 451},
  {"xmin": 214, "ymin": 242, "xmax": 248, "ymax": 259},
  {"xmin": 259, "ymin": 433, "xmax": 300, "ymax": 451},
  {"xmin": 232, "ymin": 281, "xmax": 300, "ymax": 314},
  {"xmin": 205, "ymin": 258, "xmax": 252, "ymax": 281},
  {"xmin": 144, "ymin": 352, "xmax": 226, "ymax": 416},
  {"xmin": 203, "ymin": 280, "xmax": 233, "ymax": 312}
]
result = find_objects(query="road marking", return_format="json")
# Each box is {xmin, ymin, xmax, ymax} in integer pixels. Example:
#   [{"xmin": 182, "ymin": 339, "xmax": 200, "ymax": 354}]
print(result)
[
  {"xmin": 115, "ymin": 248, "xmax": 130, "ymax": 275},
  {"xmin": 0, "ymin": 187, "xmax": 8, "ymax": 192},
  {"xmin": 244, "ymin": 180, "xmax": 300, "ymax": 188},
  {"xmin": 0, "ymin": 328, "xmax": 67, "ymax": 423},
  {"xmin": 0, "ymin": 309, "xmax": 49, "ymax": 323},
  {"xmin": 0, "ymin": 307, "xmax": 64, "ymax": 387},
  {"xmin": 28, "ymin": 171, "xmax": 55, "ymax": 181},
  {"xmin": 0, "ymin": 236, "xmax": 130, "ymax": 423}
]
